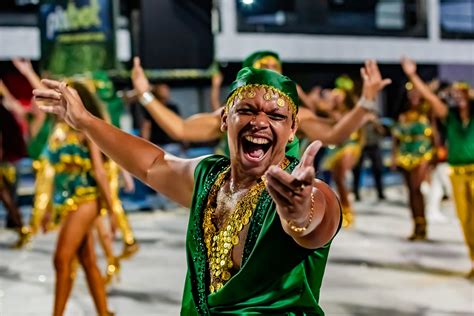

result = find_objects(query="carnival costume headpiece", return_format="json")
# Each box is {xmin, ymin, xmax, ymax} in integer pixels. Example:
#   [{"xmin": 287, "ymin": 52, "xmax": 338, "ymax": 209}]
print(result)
[
  {"xmin": 225, "ymin": 67, "xmax": 299, "ymax": 120},
  {"xmin": 242, "ymin": 51, "xmax": 282, "ymax": 73}
]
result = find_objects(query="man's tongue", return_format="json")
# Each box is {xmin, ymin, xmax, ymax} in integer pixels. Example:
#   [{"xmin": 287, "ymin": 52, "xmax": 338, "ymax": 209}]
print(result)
[
  {"xmin": 246, "ymin": 143, "xmax": 264, "ymax": 159},
  {"xmin": 248, "ymin": 148, "xmax": 265, "ymax": 159}
]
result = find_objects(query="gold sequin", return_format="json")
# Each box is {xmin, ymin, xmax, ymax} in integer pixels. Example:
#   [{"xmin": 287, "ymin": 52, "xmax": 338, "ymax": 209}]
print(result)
[
  {"xmin": 222, "ymin": 271, "xmax": 231, "ymax": 281},
  {"xmin": 231, "ymin": 236, "xmax": 239, "ymax": 245},
  {"xmin": 277, "ymin": 98, "xmax": 285, "ymax": 107}
]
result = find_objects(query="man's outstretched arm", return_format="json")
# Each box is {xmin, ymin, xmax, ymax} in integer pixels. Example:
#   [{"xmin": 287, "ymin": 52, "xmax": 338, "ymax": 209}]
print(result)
[{"xmin": 33, "ymin": 79, "xmax": 201, "ymax": 207}]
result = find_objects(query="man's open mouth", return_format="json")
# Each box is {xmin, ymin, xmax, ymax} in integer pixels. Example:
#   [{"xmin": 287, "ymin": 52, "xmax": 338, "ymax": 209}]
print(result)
[{"xmin": 241, "ymin": 135, "xmax": 273, "ymax": 161}]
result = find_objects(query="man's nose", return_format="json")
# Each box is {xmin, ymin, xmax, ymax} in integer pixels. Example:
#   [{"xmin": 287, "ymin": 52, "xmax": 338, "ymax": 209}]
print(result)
[{"xmin": 250, "ymin": 112, "xmax": 270, "ymax": 129}]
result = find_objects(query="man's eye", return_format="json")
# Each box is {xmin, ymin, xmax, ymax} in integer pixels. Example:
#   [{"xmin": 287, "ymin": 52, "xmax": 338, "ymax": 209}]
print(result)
[
  {"xmin": 237, "ymin": 109, "xmax": 254, "ymax": 114},
  {"xmin": 269, "ymin": 114, "xmax": 286, "ymax": 120}
]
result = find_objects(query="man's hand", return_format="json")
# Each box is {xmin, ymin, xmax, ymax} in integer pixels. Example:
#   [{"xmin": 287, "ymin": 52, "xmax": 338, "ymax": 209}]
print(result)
[
  {"xmin": 265, "ymin": 141, "xmax": 325, "ymax": 236},
  {"xmin": 131, "ymin": 57, "xmax": 151, "ymax": 95},
  {"xmin": 401, "ymin": 56, "xmax": 417, "ymax": 77},
  {"xmin": 360, "ymin": 59, "xmax": 392, "ymax": 101},
  {"xmin": 33, "ymin": 79, "xmax": 90, "ymax": 130}
]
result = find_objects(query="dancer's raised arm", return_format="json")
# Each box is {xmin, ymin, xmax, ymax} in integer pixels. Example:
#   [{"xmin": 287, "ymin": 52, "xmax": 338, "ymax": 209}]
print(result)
[
  {"xmin": 401, "ymin": 57, "xmax": 448, "ymax": 119},
  {"xmin": 299, "ymin": 59, "xmax": 391, "ymax": 145},
  {"xmin": 33, "ymin": 79, "xmax": 201, "ymax": 207},
  {"xmin": 132, "ymin": 57, "xmax": 222, "ymax": 142}
]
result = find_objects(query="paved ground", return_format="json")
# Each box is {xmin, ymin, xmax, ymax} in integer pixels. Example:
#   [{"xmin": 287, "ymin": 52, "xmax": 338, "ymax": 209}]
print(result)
[{"xmin": 0, "ymin": 185, "xmax": 473, "ymax": 315}]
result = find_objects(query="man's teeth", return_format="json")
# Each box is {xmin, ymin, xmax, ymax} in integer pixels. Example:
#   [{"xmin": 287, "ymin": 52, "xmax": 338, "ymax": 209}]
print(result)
[{"xmin": 244, "ymin": 135, "xmax": 270, "ymax": 145}]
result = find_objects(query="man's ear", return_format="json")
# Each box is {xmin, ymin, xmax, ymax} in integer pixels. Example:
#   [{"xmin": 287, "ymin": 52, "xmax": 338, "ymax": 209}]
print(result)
[
  {"xmin": 289, "ymin": 117, "xmax": 298, "ymax": 142},
  {"xmin": 220, "ymin": 108, "xmax": 228, "ymax": 132}
]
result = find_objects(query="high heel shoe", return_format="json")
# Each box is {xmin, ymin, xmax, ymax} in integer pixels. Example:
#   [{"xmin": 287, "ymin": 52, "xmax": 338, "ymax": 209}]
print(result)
[
  {"xmin": 408, "ymin": 216, "xmax": 427, "ymax": 241},
  {"xmin": 119, "ymin": 241, "xmax": 140, "ymax": 260},
  {"xmin": 13, "ymin": 226, "xmax": 31, "ymax": 249},
  {"xmin": 466, "ymin": 269, "xmax": 474, "ymax": 281},
  {"xmin": 105, "ymin": 257, "xmax": 121, "ymax": 285}
]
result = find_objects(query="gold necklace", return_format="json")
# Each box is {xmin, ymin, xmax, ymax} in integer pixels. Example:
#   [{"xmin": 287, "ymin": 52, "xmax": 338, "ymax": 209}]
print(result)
[{"xmin": 202, "ymin": 158, "xmax": 289, "ymax": 293}]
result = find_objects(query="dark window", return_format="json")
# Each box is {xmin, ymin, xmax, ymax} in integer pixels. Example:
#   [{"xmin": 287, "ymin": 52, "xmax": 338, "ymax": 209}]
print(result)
[
  {"xmin": 236, "ymin": 0, "xmax": 427, "ymax": 38},
  {"xmin": 440, "ymin": 0, "xmax": 474, "ymax": 39}
]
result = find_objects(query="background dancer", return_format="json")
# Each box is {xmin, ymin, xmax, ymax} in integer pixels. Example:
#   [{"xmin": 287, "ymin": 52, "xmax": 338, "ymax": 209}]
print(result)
[
  {"xmin": 402, "ymin": 57, "xmax": 474, "ymax": 278},
  {"xmin": 391, "ymin": 58, "xmax": 436, "ymax": 241},
  {"xmin": 0, "ymin": 97, "xmax": 29, "ymax": 247},
  {"xmin": 41, "ymin": 81, "xmax": 115, "ymax": 316}
]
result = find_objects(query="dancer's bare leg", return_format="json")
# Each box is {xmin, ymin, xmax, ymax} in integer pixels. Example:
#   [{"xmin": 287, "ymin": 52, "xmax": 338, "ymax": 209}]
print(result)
[
  {"xmin": 95, "ymin": 216, "xmax": 114, "ymax": 260},
  {"xmin": 52, "ymin": 200, "xmax": 99, "ymax": 316},
  {"xmin": 0, "ymin": 185, "xmax": 23, "ymax": 228},
  {"xmin": 402, "ymin": 162, "xmax": 429, "ymax": 240},
  {"xmin": 333, "ymin": 153, "xmax": 358, "ymax": 208},
  {"xmin": 78, "ymin": 230, "xmax": 110, "ymax": 315}
]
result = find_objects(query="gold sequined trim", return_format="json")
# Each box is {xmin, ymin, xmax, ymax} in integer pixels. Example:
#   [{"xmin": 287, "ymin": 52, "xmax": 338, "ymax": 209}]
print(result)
[
  {"xmin": 203, "ymin": 158, "xmax": 290, "ymax": 293},
  {"xmin": 226, "ymin": 84, "xmax": 297, "ymax": 120}
]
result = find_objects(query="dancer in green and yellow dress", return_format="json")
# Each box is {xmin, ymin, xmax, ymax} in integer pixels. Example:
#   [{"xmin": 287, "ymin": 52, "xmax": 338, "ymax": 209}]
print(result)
[
  {"xmin": 392, "ymin": 80, "xmax": 434, "ymax": 241},
  {"xmin": 322, "ymin": 86, "xmax": 362, "ymax": 228},
  {"xmin": 40, "ymin": 81, "xmax": 115, "ymax": 316},
  {"xmin": 402, "ymin": 56, "xmax": 474, "ymax": 279}
]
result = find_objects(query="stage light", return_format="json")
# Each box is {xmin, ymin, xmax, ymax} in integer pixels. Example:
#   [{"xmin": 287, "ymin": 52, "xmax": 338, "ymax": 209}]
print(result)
[{"xmin": 241, "ymin": 0, "xmax": 254, "ymax": 5}]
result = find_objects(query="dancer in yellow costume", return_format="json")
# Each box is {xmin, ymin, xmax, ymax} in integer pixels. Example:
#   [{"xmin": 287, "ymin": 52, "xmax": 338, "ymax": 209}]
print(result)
[
  {"xmin": 11, "ymin": 59, "xmax": 58, "ymax": 236},
  {"xmin": 392, "ymin": 78, "xmax": 434, "ymax": 241},
  {"xmin": 0, "ymin": 99, "xmax": 30, "ymax": 247},
  {"xmin": 41, "ymin": 81, "xmax": 115, "ymax": 316},
  {"xmin": 402, "ymin": 57, "xmax": 474, "ymax": 279},
  {"xmin": 322, "ymin": 86, "xmax": 362, "ymax": 227},
  {"xmin": 16, "ymin": 59, "xmax": 139, "ymax": 263}
]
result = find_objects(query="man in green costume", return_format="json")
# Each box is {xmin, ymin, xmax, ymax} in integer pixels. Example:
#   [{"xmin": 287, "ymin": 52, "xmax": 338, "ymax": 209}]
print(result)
[{"xmin": 34, "ymin": 62, "xmax": 387, "ymax": 313}]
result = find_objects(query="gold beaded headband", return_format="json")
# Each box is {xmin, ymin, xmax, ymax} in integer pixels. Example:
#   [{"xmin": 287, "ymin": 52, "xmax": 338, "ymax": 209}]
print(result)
[{"xmin": 225, "ymin": 84, "xmax": 298, "ymax": 120}]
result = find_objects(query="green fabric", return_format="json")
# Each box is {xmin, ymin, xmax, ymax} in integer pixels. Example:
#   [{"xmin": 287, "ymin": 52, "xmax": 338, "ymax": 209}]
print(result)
[
  {"xmin": 27, "ymin": 115, "xmax": 54, "ymax": 160},
  {"xmin": 227, "ymin": 67, "xmax": 300, "ymax": 111},
  {"xmin": 334, "ymin": 75, "xmax": 354, "ymax": 92},
  {"xmin": 92, "ymin": 70, "xmax": 124, "ymax": 127},
  {"xmin": 393, "ymin": 117, "xmax": 433, "ymax": 157},
  {"xmin": 242, "ymin": 51, "xmax": 280, "ymax": 69},
  {"xmin": 104, "ymin": 97, "xmax": 124, "ymax": 127},
  {"xmin": 446, "ymin": 110, "xmax": 474, "ymax": 165},
  {"xmin": 181, "ymin": 155, "xmax": 337, "ymax": 315},
  {"xmin": 47, "ymin": 126, "xmax": 97, "ymax": 211}
]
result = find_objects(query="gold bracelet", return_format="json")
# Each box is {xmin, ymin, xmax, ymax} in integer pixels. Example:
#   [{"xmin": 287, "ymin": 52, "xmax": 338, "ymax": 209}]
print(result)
[{"xmin": 287, "ymin": 190, "xmax": 315, "ymax": 233}]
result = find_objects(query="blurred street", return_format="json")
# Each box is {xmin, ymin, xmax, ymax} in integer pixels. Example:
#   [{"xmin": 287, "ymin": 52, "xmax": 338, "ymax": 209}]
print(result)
[{"xmin": 1, "ymin": 185, "xmax": 473, "ymax": 316}]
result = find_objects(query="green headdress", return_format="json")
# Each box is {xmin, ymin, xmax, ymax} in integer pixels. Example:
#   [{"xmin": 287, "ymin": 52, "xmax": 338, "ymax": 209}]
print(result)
[
  {"xmin": 225, "ymin": 67, "xmax": 299, "ymax": 120},
  {"xmin": 335, "ymin": 74, "xmax": 354, "ymax": 92},
  {"xmin": 452, "ymin": 81, "xmax": 470, "ymax": 91},
  {"xmin": 242, "ymin": 51, "xmax": 282, "ymax": 73}
]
